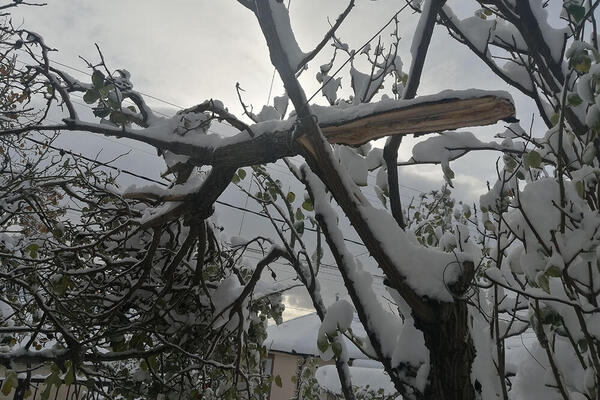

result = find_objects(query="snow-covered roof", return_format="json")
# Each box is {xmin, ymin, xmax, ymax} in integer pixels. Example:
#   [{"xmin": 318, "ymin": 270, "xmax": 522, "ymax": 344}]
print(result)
[
  {"xmin": 265, "ymin": 313, "xmax": 368, "ymax": 359},
  {"xmin": 315, "ymin": 365, "xmax": 397, "ymax": 396}
]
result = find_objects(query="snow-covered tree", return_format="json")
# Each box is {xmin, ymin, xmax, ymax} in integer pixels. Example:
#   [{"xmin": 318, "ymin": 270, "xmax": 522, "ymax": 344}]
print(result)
[
  {"xmin": 0, "ymin": 12, "xmax": 288, "ymax": 400},
  {"xmin": 1, "ymin": 1, "xmax": 600, "ymax": 400}
]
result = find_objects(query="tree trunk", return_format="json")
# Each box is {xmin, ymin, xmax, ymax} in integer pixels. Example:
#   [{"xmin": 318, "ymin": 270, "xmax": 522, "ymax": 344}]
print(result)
[{"xmin": 414, "ymin": 300, "xmax": 476, "ymax": 400}]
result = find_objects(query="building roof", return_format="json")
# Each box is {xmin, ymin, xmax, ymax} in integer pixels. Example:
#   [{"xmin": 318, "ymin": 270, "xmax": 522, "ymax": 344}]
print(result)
[
  {"xmin": 264, "ymin": 312, "xmax": 369, "ymax": 360},
  {"xmin": 315, "ymin": 365, "xmax": 396, "ymax": 396}
]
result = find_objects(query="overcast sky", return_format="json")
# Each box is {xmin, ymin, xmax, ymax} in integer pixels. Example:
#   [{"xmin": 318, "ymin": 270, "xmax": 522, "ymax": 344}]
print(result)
[{"xmin": 10, "ymin": 0, "xmax": 556, "ymax": 319}]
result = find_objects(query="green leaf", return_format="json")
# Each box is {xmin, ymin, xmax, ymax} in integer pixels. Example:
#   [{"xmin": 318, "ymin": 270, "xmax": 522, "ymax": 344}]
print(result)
[
  {"xmin": 294, "ymin": 221, "xmax": 304, "ymax": 236},
  {"xmin": 483, "ymin": 8, "xmax": 493, "ymax": 15},
  {"xmin": 274, "ymin": 375, "xmax": 282, "ymax": 388},
  {"xmin": 286, "ymin": 191, "xmax": 295, "ymax": 203},
  {"xmin": 567, "ymin": 4, "xmax": 586, "ymax": 22},
  {"xmin": 545, "ymin": 265, "xmax": 562, "ymax": 278},
  {"xmin": 83, "ymin": 89, "xmax": 100, "ymax": 104},
  {"xmin": 147, "ymin": 355, "xmax": 158, "ymax": 370},
  {"xmin": 576, "ymin": 180, "xmax": 585, "ymax": 198},
  {"xmin": 92, "ymin": 70, "xmax": 105, "ymax": 89},
  {"xmin": 574, "ymin": 56, "xmax": 592, "ymax": 74},
  {"xmin": 98, "ymin": 83, "xmax": 114, "ymax": 98},
  {"xmin": 109, "ymin": 111, "xmax": 127, "ymax": 125},
  {"xmin": 375, "ymin": 186, "xmax": 387, "ymax": 208},
  {"xmin": 55, "ymin": 276, "xmax": 69, "ymax": 296},
  {"xmin": 1, "ymin": 371, "xmax": 16, "ymax": 396},
  {"xmin": 568, "ymin": 93, "xmax": 583, "ymax": 107},
  {"xmin": 504, "ymin": 157, "xmax": 517, "ymax": 172},
  {"xmin": 231, "ymin": 173, "xmax": 240, "ymax": 184},
  {"xmin": 443, "ymin": 165, "xmax": 455, "ymax": 179},
  {"xmin": 40, "ymin": 385, "xmax": 52, "ymax": 400},
  {"xmin": 107, "ymin": 96, "xmax": 121, "ymax": 110},
  {"xmin": 537, "ymin": 274, "xmax": 550, "ymax": 294},
  {"xmin": 126, "ymin": 105, "xmax": 137, "ymax": 113},
  {"xmin": 524, "ymin": 150, "xmax": 542, "ymax": 169},
  {"xmin": 302, "ymin": 199, "xmax": 313, "ymax": 212},
  {"xmin": 331, "ymin": 341, "xmax": 342, "ymax": 358},
  {"xmin": 295, "ymin": 208, "xmax": 304, "ymax": 221},
  {"xmin": 237, "ymin": 168, "xmax": 246, "ymax": 180},
  {"xmin": 317, "ymin": 336, "xmax": 329, "ymax": 353},
  {"xmin": 426, "ymin": 234, "xmax": 434, "ymax": 246},
  {"xmin": 484, "ymin": 220, "xmax": 495, "ymax": 232},
  {"xmin": 550, "ymin": 113, "xmax": 560, "ymax": 126},
  {"xmin": 442, "ymin": 165, "xmax": 455, "ymax": 187},
  {"xmin": 583, "ymin": 143, "xmax": 596, "ymax": 163},
  {"xmin": 26, "ymin": 243, "xmax": 39, "ymax": 259},
  {"xmin": 64, "ymin": 364, "xmax": 76, "ymax": 385},
  {"xmin": 140, "ymin": 360, "xmax": 148, "ymax": 372},
  {"xmin": 93, "ymin": 107, "xmax": 111, "ymax": 118}
]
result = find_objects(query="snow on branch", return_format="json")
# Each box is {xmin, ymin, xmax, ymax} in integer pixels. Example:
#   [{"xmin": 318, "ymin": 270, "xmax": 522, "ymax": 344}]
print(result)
[{"xmin": 252, "ymin": 0, "xmax": 355, "ymax": 74}]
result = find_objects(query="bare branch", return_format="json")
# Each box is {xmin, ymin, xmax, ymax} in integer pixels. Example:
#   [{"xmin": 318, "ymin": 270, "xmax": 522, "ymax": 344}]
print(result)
[{"xmin": 296, "ymin": 0, "xmax": 355, "ymax": 72}]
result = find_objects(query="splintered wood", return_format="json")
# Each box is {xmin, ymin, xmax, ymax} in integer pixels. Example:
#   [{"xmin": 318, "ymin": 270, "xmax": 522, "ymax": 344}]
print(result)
[{"xmin": 319, "ymin": 95, "xmax": 516, "ymax": 147}]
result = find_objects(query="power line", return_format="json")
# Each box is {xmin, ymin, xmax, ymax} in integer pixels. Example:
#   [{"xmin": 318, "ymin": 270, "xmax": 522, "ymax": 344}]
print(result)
[
  {"xmin": 304, "ymin": 2, "xmax": 411, "ymax": 107},
  {"xmin": 23, "ymin": 133, "xmax": 368, "ymax": 248},
  {"xmin": 15, "ymin": 31, "xmax": 422, "ymax": 248},
  {"xmin": 69, "ymin": 91, "xmax": 176, "ymax": 121},
  {"xmin": 19, "ymin": 47, "xmax": 425, "ymax": 201},
  {"xmin": 23, "ymin": 55, "xmax": 185, "ymax": 110},
  {"xmin": 241, "ymin": 246, "xmax": 385, "ymax": 281},
  {"xmin": 25, "ymin": 135, "xmax": 168, "ymax": 186}
]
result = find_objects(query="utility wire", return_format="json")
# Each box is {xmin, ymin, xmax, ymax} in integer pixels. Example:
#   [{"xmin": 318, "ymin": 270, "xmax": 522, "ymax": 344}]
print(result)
[
  {"xmin": 241, "ymin": 245, "xmax": 385, "ymax": 281},
  {"xmin": 15, "ymin": 6, "xmax": 426, "ymax": 247},
  {"xmin": 23, "ymin": 132, "xmax": 367, "ymax": 248},
  {"xmin": 303, "ymin": 2, "xmax": 411, "ymax": 107},
  {"xmin": 17, "ymin": 54, "xmax": 185, "ymax": 110}
]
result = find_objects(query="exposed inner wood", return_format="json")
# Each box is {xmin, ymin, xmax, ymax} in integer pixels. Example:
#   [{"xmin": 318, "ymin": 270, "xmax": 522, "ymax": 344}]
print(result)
[{"xmin": 319, "ymin": 96, "xmax": 515, "ymax": 147}]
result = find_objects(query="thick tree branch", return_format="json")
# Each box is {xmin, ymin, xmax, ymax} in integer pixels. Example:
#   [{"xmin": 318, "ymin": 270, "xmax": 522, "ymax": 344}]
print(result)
[
  {"xmin": 1, "ymin": 93, "xmax": 514, "ymax": 171},
  {"xmin": 301, "ymin": 167, "xmax": 411, "ymax": 396},
  {"xmin": 321, "ymin": 95, "xmax": 515, "ymax": 146}
]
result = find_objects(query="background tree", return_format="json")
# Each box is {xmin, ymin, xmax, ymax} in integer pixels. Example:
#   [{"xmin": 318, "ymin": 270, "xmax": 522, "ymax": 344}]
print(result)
[{"xmin": 0, "ymin": 8, "xmax": 292, "ymax": 400}]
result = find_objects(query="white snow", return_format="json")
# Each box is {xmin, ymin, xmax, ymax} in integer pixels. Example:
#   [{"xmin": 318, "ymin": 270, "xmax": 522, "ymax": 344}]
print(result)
[
  {"xmin": 357, "ymin": 204, "xmax": 466, "ymax": 301},
  {"xmin": 410, "ymin": 131, "xmax": 502, "ymax": 164},
  {"xmin": 442, "ymin": 6, "xmax": 494, "ymax": 53},
  {"xmin": 335, "ymin": 146, "xmax": 368, "ymax": 186},
  {"xmin": 267, "ymin": 0, "xmax": 306, "ymax": 70},
  {"xmin": 316, "ymin": 71, "xmax": 342, "ymax": 105},
  {"xmin": 310, "ymin": 88, "xmax": 513, "ymax": 130},
  {"xmin": 410, "ymin": 0, "xmax": 433, "ymax": 59},
  {"xmin": 265, "ymin": 312, "xmax": 368, "ymax": 360},
  {"xmin": 319, "ymin": 300, "xmax": 355, "ymax": 338},
  {"xmin": 316, "ymin": 365, "xmax": 398, "ymax": 396},
  {"xmin": 527, "ymin": 0, "xmax": 568, "ymax": 63}
]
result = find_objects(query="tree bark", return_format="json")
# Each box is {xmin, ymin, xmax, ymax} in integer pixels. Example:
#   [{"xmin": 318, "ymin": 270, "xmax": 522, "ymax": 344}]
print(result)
[
  {"xmin": 253, "ymin": 3, "xmax": 479, "ymax": 399},
  {"xmin": 415, "ymin": 301, "xmax": 475, "ymax": 400}
]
